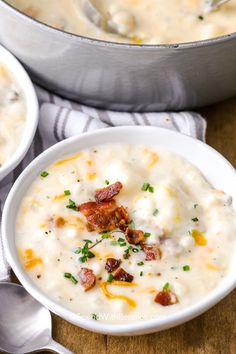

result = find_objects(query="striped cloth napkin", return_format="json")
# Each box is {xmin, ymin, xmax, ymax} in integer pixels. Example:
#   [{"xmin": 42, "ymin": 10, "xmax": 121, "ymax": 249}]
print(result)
[{"xmin": 0, "ymin": 85, "xmax": 207, "ymax": 281}]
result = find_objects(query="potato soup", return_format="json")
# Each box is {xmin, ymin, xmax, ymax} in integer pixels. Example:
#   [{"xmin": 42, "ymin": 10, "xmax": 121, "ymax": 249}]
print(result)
[
  {"xmin": 16, "ymin": 143, "xmax": 236, "ymax": 323},
  {"xmin": 6, "ymin": 0, "xmax": 236, "ymax": 44},
  {"xmin": 0, "ymin": 62, "xmax": 26, "ymax": 168}
]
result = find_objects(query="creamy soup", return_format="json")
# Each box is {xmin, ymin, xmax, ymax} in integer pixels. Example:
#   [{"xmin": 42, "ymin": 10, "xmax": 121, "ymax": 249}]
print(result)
[
  {"xmin": 6, "ymin": 0, "xmax": 236, "ymax": 44},
  {"xmin": 0, "ymin": 62, "xmax": 26, "ymax": 168},
  {"xmin": 16, "ymin": 144, "xmax": 236, "ymax": 324}
]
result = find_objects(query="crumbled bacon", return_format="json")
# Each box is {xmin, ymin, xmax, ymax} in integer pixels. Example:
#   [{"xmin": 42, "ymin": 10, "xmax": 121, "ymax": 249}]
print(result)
[
  {"xmin": 78, "ymin": 200, "xmax": 130, "ymax": 233},
  {"xmin": 113, "ymin": 267, "xmax": 133, "ymax": 283},
  {"xmin": 125, "ymin": 228, "xmax": 144, "ymax": 245},
  {"xmin": 142, "ymin": 244, "xmax": 162, "ymax": 261},
  {"xmin": 95, "ymin": 181, "xmax": 123, "ymax": 203},
  {"xmin": 105, "ymin": 258, "xmax": 121, "ymax": 273},
  {"xmin": 154, "ymin": 290, "xmax": 178, "ymax": 306},
  {"xmin": 78, "ymin": 268, "xmax": 96, "ymax": 291}
]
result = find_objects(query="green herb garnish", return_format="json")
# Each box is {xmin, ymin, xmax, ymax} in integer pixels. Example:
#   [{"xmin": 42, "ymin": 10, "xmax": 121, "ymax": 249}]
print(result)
[
  {"xmin": 198, "ymin": 15, "xmax": 204, "ymax": 20},
  {"xmin": 137, "ymin": 261, "xmax": 144, "ymax": 266},
  {"xmin": 64, "ymin": 190, "xmax": 71, "ymax": 196},
  {"xmin": 66, "ymin": 199, "xmax": 77, "ymax": 211},
  {"xmin": 105, "ymin": 180, "xmax": 110, "ymax": 185},
  {"xmin": 153, "ymin": 208, "xmax": 159, "ymax": 216},
  {"xmin": 144, "ymin": 232, "xmax": 151, "ymax": 238},
  {"xmin": 142, "ymin": 182, "xmax": 150, "ymax": 191},
  {"xmin": 163, "ymin": 282, "xmax": 170, "ymax": 291},
  {"xmin": 183, "ymin": 265, "xmax": 190, "ymax": 271},
  {"xmin": 140, "ymin": 271, "xmax": 143, "ymax": 276},
  {"xmin": 40, "ymin": 171, "xmax": 49, "ymax": 178},
  {"xmin": 78, "ymin": 240, "xmax": 95, "ymax": 263},
  {"xmin": 107, "ymin": 274, "xmax": 114, "ymax": 282},
  {"xmin": 64, "ymin": 272, "xmax": 78, "ymax": 284},
  {"xmin": 141, "ymin": 182, "xmax": 154, "ymax": 193},
  {"xmin": 194, "ymin": 204, "xmax": 198, "ymax": 209}
]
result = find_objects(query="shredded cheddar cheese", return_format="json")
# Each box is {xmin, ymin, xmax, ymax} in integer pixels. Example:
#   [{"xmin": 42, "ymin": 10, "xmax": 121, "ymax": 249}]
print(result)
[
  {"xmin": 192, "ymin": 229, "xmax": 207, "ymax": 246},
  {"xmin": 101, "ymin": 281, "xmax": 137, "ymax": 308}
]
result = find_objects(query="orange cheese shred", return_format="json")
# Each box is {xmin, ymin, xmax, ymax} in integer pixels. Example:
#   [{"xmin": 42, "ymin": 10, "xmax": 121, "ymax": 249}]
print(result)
[
  {"xmin": 24, "ymin": 249, "xmax": 42, "ymax": 270},
  {"xmin": 53, "ymin": 153, "xmax": 81, "ymax": 166},
  {"xmin": 192, "ymin": 229, "xmax": 207, "ymax": 246},
  {"xmin": 100, "ymin": 281, "xmax": 137, "ymax": 308}
]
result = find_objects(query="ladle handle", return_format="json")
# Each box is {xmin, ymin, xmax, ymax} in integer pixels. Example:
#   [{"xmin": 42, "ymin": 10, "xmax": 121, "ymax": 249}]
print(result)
[{"xmin": 43, "ymin": 338, "xmax": 74, "ymax": 354}]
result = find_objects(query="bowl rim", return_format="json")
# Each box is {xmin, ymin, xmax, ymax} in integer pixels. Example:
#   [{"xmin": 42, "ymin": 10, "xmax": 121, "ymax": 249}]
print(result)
[
  {"xmin": 1, "ymin": 0, "xmax": 236, "ymax": 50},
  {"xmin": 2, "ymin": 126, "xmax": 236, "ymax": 335},
  {"xmin": 0, "ymin": 44, "xmax": 39, "ymax": 181}
]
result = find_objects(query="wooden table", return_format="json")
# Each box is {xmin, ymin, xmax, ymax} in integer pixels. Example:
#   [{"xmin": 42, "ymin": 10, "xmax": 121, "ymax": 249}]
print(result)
[{"xmin": 10, "ymin": 98, "xmax": 236, "ymax": 354}]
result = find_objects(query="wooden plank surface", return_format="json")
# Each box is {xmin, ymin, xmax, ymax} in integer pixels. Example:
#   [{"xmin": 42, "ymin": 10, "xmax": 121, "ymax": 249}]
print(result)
[{"xmin": 7, "ymin": 97, "xmax": 236, "ymax": 354}]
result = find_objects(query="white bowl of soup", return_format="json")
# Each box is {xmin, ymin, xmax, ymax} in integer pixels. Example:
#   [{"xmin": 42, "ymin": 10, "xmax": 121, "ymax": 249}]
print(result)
[
  {"xmin": 0, "ymin": 44, "xmax": 38, "ymax": 181},
  {"xmin": 2, "ymin": 126, "xmax": 236, "ymax": 335}
]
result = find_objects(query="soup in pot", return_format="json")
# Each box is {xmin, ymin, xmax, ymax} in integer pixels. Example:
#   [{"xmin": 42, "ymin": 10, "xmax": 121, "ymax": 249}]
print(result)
[{"xmin": 6, "ymin": 0, "xmax": 236, "ymax": 44}]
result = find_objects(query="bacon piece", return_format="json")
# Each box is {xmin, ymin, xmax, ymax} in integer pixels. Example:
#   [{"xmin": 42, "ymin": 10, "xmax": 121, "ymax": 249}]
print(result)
[
  {"xmin": 105, "ymin": 258, "xmax": 121, "ymax": 273},
  {"xmin": 154, "ymin": 290, "xmax": 178, "ymax": 306},
  {"xmin": 142, "ymin": 244, "xmax": 162, "ymax": 261},
  {"xmin": 113, "ymin": 267, "xmax": 134, "ymax": 283},
  {"xmin": 78, "ymin": 200, "xmax": 130, "ymax": 233},
  {"xmin": 78, "ymin": 268, "xmax": 96, "ymax": 291},
  {"xmin": 125, "ymin": 228, "xmax": 144, "ymax": 245},
  {"xmin": 95, "ymin": 181, "xmax": 123, "ymax": 203}
]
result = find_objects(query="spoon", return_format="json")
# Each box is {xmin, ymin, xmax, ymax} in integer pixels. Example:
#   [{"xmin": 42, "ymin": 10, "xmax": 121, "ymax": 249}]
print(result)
[
  {"xmin": 83, "ymin": 0, "xmax": 117, "ymax": 34},
  {"xmin": 83, "ymin": 0, "xmax": 231, "ymax": 35},
  {"xmin": 204, "ymin": 0, "xmax": 231, "ymax": 13},
  {"xmin": 0, "ymin": 282, "xmax": 74, "ymax": 354}
]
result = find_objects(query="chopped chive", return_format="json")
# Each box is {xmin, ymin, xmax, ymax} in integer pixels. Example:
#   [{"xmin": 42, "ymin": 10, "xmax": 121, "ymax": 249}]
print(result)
[
  {"xmin": 71, "ymin": 276, "xmax": 78, "ymax": 284},
  {"xmin": 137, "ymin": 261, "xmax": 144, "ymax": 266},
  {"xmin": 64, "ymin": 272, "xmax": 78, "ymax": 284},
  {"xmin": 40, "ymin": 171, "xmax": 49, "ymax": 178},
  {"xmin": 107, "ymin": 274, "xmax": 114, "ymax": 282},
  {"xmin": 148, "ymin": 186, "xmax": 154, "ymax": 193},
  {"xmin": 198, "ymin": 15, "xmax": 204, "ymax": 20},
  {"xmin": 105, "ymin": 180, "xmax": 110, "ymax": 185},
  {"xmin": 64, "ymin": 272, "xmax": 71, "ymax": 279},
  {"xmin": 183, "ymin": 265, "xmax": 190, "ymax": 271},
  {"xmin": 64, "ymin": 190, "xmax": 71, "ymax": 196},
  {"xmin": 153, "ymin": 208, "xmax": 159, "ymax": 216},
  {"xmin": 142, "ymin": 182, "xmax": 150, "ymax": 191},
  {"xmin": 123, "ymin": 253, "xmax": 130, "ymax": 259},
  {"xmin": 192, "ymin": 217, "xmax": 199, "ymax": 222},
  {"xmin": 66, "ymin": 199, "xmax": 77, "ymax": 211},
  {"xmin": 144, "ymin": 232, "xmax": 151, "ymax": 238},
  {"xmin": 118, "ymin": 237, "xmax": 125, "ymax": 243},
  {"xmin": 163, "ymin": 282, "xmax": 170, "ymax": 291},
  {"xmin": 140, "ymin": 271, "xmax": 143, "ymax": 276},
  {"xmin": 92, "ymin": 313, "xmax": 98, "ymax": 320},
  {"xmin": 194, "ymin": 204, "xmax": 198, "ymax": 209}
]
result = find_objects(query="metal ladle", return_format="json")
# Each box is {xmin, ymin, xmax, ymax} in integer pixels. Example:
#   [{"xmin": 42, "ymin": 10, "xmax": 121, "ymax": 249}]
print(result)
[
  {"xmin": 0, "ymin": 282, "xmax": 74, "ymax": 354},
  {"xmin": 83, "ymin": 0, "xmax": 231, "ymax": 34}
]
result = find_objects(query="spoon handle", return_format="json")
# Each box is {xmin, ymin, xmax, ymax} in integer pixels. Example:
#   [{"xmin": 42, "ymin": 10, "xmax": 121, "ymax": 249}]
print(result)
[{"xmin": 43, "ymin": 338, "xmax": 75, "ymax": 354}]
